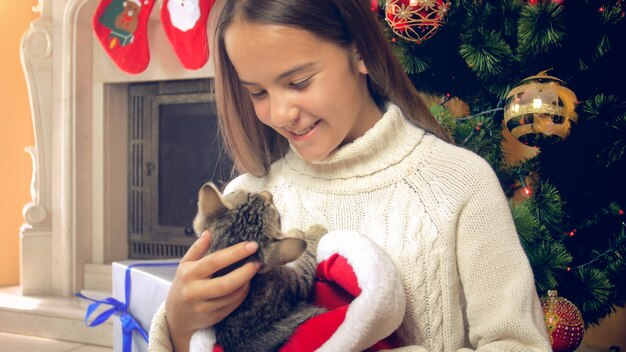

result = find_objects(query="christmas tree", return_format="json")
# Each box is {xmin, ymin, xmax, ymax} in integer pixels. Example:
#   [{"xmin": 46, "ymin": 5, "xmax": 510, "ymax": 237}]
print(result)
[{"xmin": 375, "ymin": 0, "xmax": 626, "ymax": 327}]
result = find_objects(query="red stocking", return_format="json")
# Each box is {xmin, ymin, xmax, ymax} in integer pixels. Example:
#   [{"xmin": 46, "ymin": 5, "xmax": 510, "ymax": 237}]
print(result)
[
  {"xmin": 93, "ymin": 0, "xmax": 156, "ymax": 74},
  {"xmin": 161, "ymin": 0, "xmax": 215, "ymax": 70}
]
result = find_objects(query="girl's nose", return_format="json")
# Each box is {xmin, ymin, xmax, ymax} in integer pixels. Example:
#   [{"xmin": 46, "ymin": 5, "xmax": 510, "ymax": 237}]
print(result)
[{"xmin": 270, "ymin": 95, "xmax": 300, "ymax": 128}]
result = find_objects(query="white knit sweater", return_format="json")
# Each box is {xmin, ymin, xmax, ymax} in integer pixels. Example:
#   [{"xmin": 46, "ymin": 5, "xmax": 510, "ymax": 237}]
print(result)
[{"xmin": 149, "ymin": 104, "xmax": 551, "ymax": 351}]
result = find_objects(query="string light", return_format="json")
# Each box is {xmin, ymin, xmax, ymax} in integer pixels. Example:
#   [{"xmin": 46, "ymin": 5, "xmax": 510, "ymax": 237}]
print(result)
[
  {"xmin": 518, "ymin": 174, "xmax": 532, "ymax": 196},
  {"xmin": 371, "ymin": 0, "xmax": 379, "ymax": 11},
  {"xmin": 439, "ymin": 93, "xmax": 453, "ymax": 105},
  {"xmin": 566, "ymin": 222, "xmax": 625, "ymax": 272},
  {"xmin": 523, "ymin": 187, "xmax": 532, "ymax": 196},
  {"xmin": 457, "ymin": 107, "xmax": 504, "ymax": 121}
]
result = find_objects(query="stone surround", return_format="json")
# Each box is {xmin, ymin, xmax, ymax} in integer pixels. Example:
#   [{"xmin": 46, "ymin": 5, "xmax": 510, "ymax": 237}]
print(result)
[{"xmin": 12, "ymin": 0, "xmax": 213, "ymax": 343}]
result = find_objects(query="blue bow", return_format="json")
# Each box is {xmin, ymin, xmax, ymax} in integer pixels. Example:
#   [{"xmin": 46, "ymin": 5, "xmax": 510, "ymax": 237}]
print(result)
[{"xmin": 75, "ymin": 262, "xmax": 179, "ymax": 352}]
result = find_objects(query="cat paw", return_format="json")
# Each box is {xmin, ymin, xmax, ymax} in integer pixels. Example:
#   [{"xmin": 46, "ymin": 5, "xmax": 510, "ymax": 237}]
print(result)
[{"xmin": 305, "ymin": 224, "xmax": 328, "ymax": 240}]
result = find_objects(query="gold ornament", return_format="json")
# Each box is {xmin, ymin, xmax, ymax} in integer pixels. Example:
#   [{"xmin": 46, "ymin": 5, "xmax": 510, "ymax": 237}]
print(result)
[
  {"xmin": 385, "ymin": 0, "xmax": 451, "ymax": 44},
  {"xmin": 504, "ymin": 71, "xmax": 579, "ymax": 147}
]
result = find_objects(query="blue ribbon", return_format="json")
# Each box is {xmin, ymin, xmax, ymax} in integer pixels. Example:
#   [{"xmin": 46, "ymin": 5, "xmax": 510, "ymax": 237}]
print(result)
[{"xmin": 75, "ymin": 262, "xmax": 179, "ymax": 352}]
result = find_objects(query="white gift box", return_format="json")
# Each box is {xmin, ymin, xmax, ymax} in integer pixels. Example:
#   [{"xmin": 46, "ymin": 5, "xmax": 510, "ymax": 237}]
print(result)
[{"xmin": 112, "ymin": 259, "xmax": 178, "ymax": 352}]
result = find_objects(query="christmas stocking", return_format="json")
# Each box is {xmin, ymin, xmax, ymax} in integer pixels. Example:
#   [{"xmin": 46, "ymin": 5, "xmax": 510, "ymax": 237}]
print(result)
[
  {"xmin": 93, "ymin": 0, "xmax": 156, "ymax": 74},
  {"xmin": 161, "ymin": 0, "xmax": 215, "ymax": 70},
  {"xmin": 190, "ymin": 230, "xmax": 406, "ymax": 352}
]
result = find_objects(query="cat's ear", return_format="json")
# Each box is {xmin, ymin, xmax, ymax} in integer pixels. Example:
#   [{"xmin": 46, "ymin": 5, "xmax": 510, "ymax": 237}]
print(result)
[
  {"xmin": 264, "ymin": 238, "xmax": 306, "ymax": 267},
  {"xmin": 259, "ymin": 190, "xmax": 273, "ymax": 202},
  {"xmin": 197, "ymin": 183, "xmax": 230, "ymax": 217}
]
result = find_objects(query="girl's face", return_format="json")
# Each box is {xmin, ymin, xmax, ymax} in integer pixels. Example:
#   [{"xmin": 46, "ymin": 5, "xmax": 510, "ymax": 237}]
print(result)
[{"xmin": 224, "ymin": 19, "xmax": 382, "ymax": 162}]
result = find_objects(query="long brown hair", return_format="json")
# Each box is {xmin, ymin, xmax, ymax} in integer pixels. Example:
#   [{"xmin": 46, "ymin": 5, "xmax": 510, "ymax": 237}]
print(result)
[{"xmin": 212, "ymin": 0, "xmax": 452, "ymax": 177}]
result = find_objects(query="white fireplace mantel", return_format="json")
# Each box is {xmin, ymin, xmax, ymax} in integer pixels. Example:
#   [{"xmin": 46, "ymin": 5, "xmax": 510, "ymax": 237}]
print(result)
[{"xmin": 20, "ymin": 0, "xmax": 214, "ymax": 297}]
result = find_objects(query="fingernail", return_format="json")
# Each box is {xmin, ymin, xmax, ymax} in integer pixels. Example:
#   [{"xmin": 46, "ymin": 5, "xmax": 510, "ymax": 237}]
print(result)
[
  {"xmin": 201, "ymin": 230, "xmax": 208, "ymax": 238},
  {"xmin": 246, "ymin": 241, "xmax": 259, "ymax": 252}
]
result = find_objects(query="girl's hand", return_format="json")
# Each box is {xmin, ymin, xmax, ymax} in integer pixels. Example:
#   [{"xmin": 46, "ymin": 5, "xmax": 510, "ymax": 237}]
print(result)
[{"xmin": 165, "ymin": 230, "xmax": 260, "ymax": 352}]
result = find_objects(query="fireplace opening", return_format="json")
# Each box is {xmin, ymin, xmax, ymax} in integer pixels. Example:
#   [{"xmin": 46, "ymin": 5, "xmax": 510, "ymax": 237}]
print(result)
[{"xmin": 128, "ymin": 79, "xmax": 234, "ymax": 259}]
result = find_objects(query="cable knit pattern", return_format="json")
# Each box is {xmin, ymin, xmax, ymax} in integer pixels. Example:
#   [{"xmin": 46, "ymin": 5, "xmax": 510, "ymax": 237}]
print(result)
[{"xmin": 148, "ymin": 104, "xmax": 551, "ymax": 351}]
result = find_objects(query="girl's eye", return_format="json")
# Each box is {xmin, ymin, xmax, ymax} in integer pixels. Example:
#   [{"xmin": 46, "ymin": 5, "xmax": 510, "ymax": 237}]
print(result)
[
  {"xmin": 290, "ymin": 77, "xmax": 312, "ymax": 90},
  {"xmin": 248, "ymin": 90, "xmax": 267, "ymax": 99}
]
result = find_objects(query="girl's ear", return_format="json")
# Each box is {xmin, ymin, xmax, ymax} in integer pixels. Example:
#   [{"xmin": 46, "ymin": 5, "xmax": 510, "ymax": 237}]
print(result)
[{"xmin": 352, "ymin": 47, "xmax": 368, "ymax": 75}]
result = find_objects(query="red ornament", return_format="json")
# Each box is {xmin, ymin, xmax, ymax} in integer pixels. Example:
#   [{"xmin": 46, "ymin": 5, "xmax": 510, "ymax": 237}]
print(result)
[
  {"xmin": 541, "ymin": 290, "xmax": 584, "ymax": 352},
  {"xmin": 384, "ymin": 0, "xmax": 451, "ymax": 44}
]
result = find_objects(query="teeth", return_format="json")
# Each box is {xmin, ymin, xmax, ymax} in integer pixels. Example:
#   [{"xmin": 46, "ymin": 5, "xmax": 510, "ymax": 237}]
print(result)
[{"xmin": 292, "ymin": 121, "xmax": 318, "ymax": 136}]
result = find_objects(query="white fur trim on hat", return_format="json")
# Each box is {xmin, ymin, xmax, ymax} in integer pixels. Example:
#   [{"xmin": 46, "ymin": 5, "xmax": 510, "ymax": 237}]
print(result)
[
  {"xmin": 190, "ymin": 327, "xmax": 216, "ymax": 352},
  {"xmin": 316, "ymin": 230, "xmax": 406, "ymax": 352}
]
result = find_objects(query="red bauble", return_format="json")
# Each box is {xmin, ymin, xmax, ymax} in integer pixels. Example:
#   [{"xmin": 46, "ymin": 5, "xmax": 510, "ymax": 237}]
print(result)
[
  {"xmin": 384, "ymin": 0, "xmax": 451, "ymax": 44},
  {"xmin": 541, "ymin": 290, "xmax": 584, "ymax": 352}
]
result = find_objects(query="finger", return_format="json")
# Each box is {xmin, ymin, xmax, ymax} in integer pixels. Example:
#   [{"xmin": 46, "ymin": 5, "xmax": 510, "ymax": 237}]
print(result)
[
  {"xmin": 181, "ymin": 230, "xmax": 212, "ymax": 264},
  {"xmin": 203, "ymin": 287, "xmax": 250, "ymax": 325},
  {"xmin": 197, "ymin": 261, "xmax": 260, "ymax": 299},
  {"xmin": 192, "ymin": 282, "xmax": 250, "ymax": 319},
  {"xmin": 195, "ymin": 241, "xmax": 259, "ymax": 278}
]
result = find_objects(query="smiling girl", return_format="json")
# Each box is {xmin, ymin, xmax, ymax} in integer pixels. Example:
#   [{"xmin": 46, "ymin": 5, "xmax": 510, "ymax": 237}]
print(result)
[{"xmin": 149, "ymin": 0, "xmax": 551, "ymax": 351}]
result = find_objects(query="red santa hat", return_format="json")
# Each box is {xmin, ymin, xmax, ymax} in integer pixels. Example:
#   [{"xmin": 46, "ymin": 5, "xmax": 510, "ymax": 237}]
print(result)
[{"xmin": 190, "ymin": 230, "xmax": 406, "ymax": 352}]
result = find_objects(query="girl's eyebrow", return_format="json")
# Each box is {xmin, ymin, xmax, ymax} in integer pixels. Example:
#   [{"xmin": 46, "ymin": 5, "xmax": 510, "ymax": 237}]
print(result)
[{"xmin": 240, "ymin": 62, "xmax": 315, "ymax": 86}]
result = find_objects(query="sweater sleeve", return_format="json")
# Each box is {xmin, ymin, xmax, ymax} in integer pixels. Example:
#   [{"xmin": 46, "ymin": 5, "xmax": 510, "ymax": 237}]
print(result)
[
  {"xmin": 385, "ymin": 157, "xmax": 550, "ymax": 352},
  {"xmin": 148, "ymin": 301, "xmax": 174, "ymax": 351},
  {"xmin": 452, "ymin": 158, "xmax": 550, "ymax": 351}
]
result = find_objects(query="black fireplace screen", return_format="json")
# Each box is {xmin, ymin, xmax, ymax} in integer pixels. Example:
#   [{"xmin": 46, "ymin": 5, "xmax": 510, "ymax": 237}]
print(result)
[{"xmin": 128, "ymin": 79, "xmax": 233, "ymax": 259}]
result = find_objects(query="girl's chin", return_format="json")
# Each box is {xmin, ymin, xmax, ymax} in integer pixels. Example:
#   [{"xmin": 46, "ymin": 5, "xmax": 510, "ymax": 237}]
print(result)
[{"xmin": 293, "ymin": 147, "xmax": 331, "ymax": 162}]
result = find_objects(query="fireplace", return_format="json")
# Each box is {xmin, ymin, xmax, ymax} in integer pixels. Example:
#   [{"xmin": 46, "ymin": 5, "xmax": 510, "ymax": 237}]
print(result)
[
  {"xmin": 127, "ymin": 79, "xmax": 233, "ymax": 259},
  {"xmin": 19, "ymin": 0, "xmax": 220, "ymax": 297}
]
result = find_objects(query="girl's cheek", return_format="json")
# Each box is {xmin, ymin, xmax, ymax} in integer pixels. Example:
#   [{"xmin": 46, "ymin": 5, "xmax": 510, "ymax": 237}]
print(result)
[{"xmin": 253, "ymin": 100, "xmax": 271, "ymax": 125}]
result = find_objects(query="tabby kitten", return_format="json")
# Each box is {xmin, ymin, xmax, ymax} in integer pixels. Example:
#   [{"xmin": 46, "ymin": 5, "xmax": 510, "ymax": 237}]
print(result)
[{"xmin": 192, "ymin": 183, "xmax": 327, "ymax": 351}]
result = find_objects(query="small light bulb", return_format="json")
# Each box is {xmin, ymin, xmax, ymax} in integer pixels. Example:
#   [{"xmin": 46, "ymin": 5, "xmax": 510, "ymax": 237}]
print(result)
[
  {"xmin": 533, "ymin": 98, "xmax": 542, "ymax": 109},
  {"xmin": 512, "ymin": 104, "xmax": 520, "ymax": 113}
]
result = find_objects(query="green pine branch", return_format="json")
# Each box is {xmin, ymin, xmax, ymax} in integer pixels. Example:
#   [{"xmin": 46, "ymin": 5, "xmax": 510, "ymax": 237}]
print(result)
[
  {"xmin": 583, "ymin": 94, "xmax": 626, "ymax": 168},
  {"xmin": 517, "ymin": 2, "xmax": 567, "ymax": 58}
]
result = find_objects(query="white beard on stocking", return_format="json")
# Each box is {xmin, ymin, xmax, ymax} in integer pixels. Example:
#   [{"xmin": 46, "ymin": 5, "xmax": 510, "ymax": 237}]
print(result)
[{"xmin": 167, "ymin": 0, "xmax": 201, "ymax": 32}]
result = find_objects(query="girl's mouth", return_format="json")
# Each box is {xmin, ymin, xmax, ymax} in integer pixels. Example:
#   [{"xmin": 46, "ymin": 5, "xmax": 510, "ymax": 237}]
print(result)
[{"xmin": 290, "ymin": 120, "xmax": 320, "ymax": 136}]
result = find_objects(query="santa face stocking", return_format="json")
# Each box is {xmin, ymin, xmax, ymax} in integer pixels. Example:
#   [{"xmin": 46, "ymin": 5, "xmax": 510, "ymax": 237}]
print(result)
[
  {"xmin": 161, "ymin": 0, "xmax": 215, "ymax": 70},
  {"xmin": 93, "ymin": 0, "xmax": 156, "ymax": 74}
]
